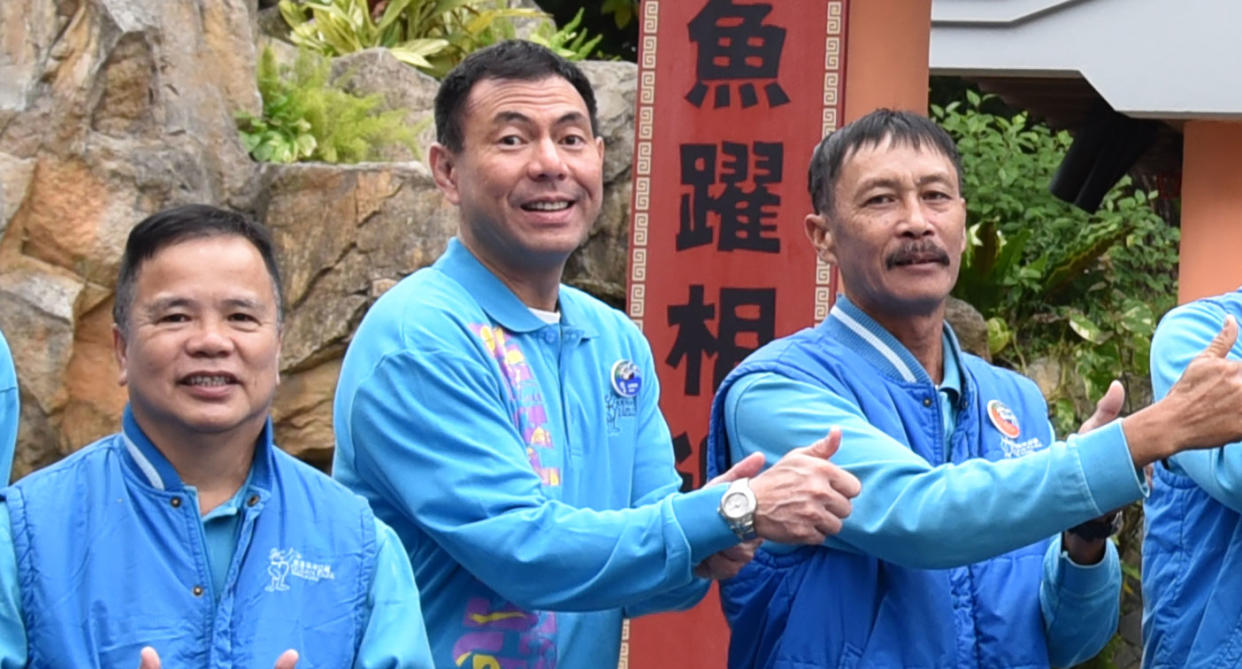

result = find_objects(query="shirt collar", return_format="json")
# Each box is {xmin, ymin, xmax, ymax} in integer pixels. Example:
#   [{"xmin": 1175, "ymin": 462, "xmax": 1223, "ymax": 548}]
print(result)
[
  {"xmin": 940, "ymin": 330, "xmax": 963, "ymax": 404},
  {"xmin": 120, "ymin": 405, "xmax": 275, "ymax": 495},
  {"xmin": 433, "ymin": 237, "xmax": 597, "ymax": 338},
  {"xmin": 823, "ymin": 294, "xmax": 968, "ymax": 392}
]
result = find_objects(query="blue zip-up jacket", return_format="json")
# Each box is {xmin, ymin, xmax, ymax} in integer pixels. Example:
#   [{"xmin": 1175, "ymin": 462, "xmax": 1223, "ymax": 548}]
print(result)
[
  {"xmin": 708, "ymin": 299, "xmax": 1144, "ymax": 668},
  {"xmin": 1145, "ymin": 289, "xmax": 1242, "ymax": 668},
  {"xmin": 333, "ymin": 238, "xmax": 738, "ymax": 668},
  {"xmin": 1, "ymin": 408, "xmax": 380, "ymax": 668},
  {"xmin": 0, "ymin": 330, "xmax": 17, "ymax": 481}
]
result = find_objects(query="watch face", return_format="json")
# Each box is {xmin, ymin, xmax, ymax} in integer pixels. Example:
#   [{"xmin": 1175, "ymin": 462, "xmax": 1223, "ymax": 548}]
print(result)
[{"xmin": 723, "ymin": 492, "xmax": 750, "ymax": 518}]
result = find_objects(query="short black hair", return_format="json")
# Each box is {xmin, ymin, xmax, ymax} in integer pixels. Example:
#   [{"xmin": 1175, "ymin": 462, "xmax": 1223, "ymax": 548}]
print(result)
[
  {"xmin": 113, "ymin": 204, "xmax": 284, "ymax": 332},
  {"xmin": 807, "ymin": 108, "xmax": 963, "ymax": 216},
  {"xmin": 434, "ymin": 40, "xmax": 599, "ymax": 153}
]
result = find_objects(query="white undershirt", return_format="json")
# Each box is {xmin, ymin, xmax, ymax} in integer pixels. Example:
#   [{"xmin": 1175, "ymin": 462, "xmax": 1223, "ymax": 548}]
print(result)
[{"xmin": 529, "ymin": 307, "xmax": 561, "ymax": 324}]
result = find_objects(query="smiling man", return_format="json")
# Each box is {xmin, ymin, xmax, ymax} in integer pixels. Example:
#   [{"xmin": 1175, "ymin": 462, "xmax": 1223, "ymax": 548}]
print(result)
[
  {"xmin": 707, "ymin": 109, "xmax": 1242, "ymax": 668},
  {"xmin": 332, "ymin": 40, "xmax": 862, "ymax": 668},
  {"xmin": 0, "ymin": 205, "xmax": 432, "ymax": 668}
]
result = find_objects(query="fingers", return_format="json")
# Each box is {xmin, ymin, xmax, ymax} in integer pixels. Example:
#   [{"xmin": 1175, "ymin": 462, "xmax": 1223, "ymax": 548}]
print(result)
[
  {"xmin": 833, "ymin": 467, "xmax": 862, "ymax": 500},
  {"xmin": 705, "ymin": 452, "xmax": 766, "ymax": 487},
  {"xmin": 274, "ymin": 649, "xmax": 299, "ymax": 669},
  {"xmin": 1205, "ymin": 315, "xmax": 1239, "ymax": 359},
  {"xmin": 1079, "ymin": 379, "xmax": 1125, "ymax": 434},
  {"xmin": 138, "ymin": 647, "xmax": 160, "ymax": 669},
  {"xmin": 800, "ymin": 427, "xmax": 843, "ymax": 460},
  {"xmin": 693, "ymin": 540, "xmax": 762, "ymax": 580}
]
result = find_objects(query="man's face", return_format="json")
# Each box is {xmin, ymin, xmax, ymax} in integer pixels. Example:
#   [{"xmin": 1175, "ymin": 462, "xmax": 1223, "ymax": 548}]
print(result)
[
  {"xmin": 809, "ymin": 138, "xmax": 967, "ymax": 319},
  {"xmin": 113, "ymin": 235, "xmax": 281, "ymax": 449},
  {"xmin": 430, "ymin": 75, "xmax": 605, "ymax": 276}
]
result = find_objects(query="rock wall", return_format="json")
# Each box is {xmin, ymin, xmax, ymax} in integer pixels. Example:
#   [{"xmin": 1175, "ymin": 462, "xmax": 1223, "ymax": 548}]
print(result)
[{"xmin": 0, "ymin": 0, "xmax": 637, "ymax": 476}]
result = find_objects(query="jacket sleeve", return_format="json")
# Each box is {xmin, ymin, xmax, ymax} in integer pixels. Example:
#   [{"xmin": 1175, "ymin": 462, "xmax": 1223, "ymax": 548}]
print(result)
[
  {"xmin": 620, "ymin": 343, "xmax": 714, "ymax": 618},
  {"xmin": 353, "ymin": 518, "xmax": 435, "ymax": 669},
  {"xmin": 0, "ymin": 330, "xmax": 18, "ymax": 483},
  {"xmin": 344, "ymin": 345, "xmax": 737, "ymax": 612},
  {"xmin": 724, "ymin": 373, "xmax": 1145, "ymax": 568},
  {"xmin": 1151, "ymin": 300, "xmax": 1242, "ymax": 511},
  {"xmin": 0, "ymin": 503, "xmax": 27, "ymax": 669},
  {"xmin": 1039, "ymin": 534, "xmax": 1122, "ymax": 667}
]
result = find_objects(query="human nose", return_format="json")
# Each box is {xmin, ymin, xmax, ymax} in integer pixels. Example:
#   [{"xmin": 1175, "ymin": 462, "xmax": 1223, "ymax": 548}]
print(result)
[
  {"xmin": 899, "ymin": 192, "xmax": 933, "ymax": 237},
  {"xmin": 185, "ymin": 316, "xmax": 234, "ymax": 356},
  {"xmin": 526, "ymin": 136, "xmax": 567, "ymax": 181}
]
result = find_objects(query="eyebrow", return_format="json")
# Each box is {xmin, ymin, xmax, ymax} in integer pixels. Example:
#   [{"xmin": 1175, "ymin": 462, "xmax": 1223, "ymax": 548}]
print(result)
[
  {"xmin": 857, "ymin": 172, "xmax": 956, "ymax": 193},
  {"xmin": 493, "ymin": 110, "xmax": 590, "ymax": 129},
  {"xmin": 144, "ymin": 296, "xmax": 265, "ymax": 315}
]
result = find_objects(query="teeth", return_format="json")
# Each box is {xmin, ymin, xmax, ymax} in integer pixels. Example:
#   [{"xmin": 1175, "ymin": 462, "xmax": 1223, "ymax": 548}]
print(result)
[
  {"xmin": 185, "ymin": 375, "xmax": 232, "ymax": 386},
  {"xmin": 526, "ymin": 201, "xmax": 570, "ymax": 211}
]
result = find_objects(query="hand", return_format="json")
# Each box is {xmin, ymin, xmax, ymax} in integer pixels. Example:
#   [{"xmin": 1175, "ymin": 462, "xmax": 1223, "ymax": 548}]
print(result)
[
  {"xmin": 1078, "ymin": 379, "xmax": 1124, "ymax": 435},
  {"xmin": 693, "ymin": 539, "xmax": 762, "ymax": 580},
  {"xmin": 748, "ymin": 428, "xmax": 861, "ymax": 545},
  {"xmin": 1124, "ymin": 316, "xmax": 1242, "ymax": 465},
  {"xmin": 140, "ymin": 647, "xmax": 298, "ymax": 669},
  {"xmin": 1065, "ymin": 383, "xmax": 1128, "ymax": 563}
]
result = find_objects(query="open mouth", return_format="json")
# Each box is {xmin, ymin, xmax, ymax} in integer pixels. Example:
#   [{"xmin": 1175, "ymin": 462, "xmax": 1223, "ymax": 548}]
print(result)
[
  {"xmin": 891, "ymin": 253, "xmax": 948, "ymax": 267},
  {"xmin": 180, "ymin": 373, "xmax": 238, "ymax": 387},
  {"xmin": 520, "ymin": 199, "xmax": 574, "ymax": 212}
]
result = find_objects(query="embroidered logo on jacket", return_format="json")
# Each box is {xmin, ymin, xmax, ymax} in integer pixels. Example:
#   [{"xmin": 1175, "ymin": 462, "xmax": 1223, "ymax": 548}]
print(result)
[
  {"xmin": 265, "ymin": 548, "xmax": 335, "ymax": 592},
  {"xmin": 986, "ymin": 399, "xmax": 1021, "ymax": 439}
]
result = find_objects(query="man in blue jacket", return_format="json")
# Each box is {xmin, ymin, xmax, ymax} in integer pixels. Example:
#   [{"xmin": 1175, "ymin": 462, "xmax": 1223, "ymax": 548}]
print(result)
[
  {"xmin": 333, "ymin": 40, "xmax": 861, "ymax": 668},
  {"xmin": 0, "ymin": 330, "xmax": 16, "ymax": 481},
  {"xmin": 0, "ymin": 205, "xmax": 434, "ymax": 668},
  {"xmin": 707, "ymin": 109, "xmax": 1242, "ymax": 668},
  {"xmin": 1145, "ymin": 289, "xmax": 1242, "ymax": 667}
]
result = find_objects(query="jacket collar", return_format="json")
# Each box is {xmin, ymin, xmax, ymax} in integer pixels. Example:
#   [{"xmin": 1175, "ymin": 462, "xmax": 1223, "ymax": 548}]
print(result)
[
  {"xmin": 120, "ymin": 405, "xmax": 275, "ymax": 496},
  {"xmin": 434, "ymin": 237, "xmax": 597, "ymax": 339},
  {"xmin": 823, "ymin": 295, "xmax": 967, "ymax": 395}
]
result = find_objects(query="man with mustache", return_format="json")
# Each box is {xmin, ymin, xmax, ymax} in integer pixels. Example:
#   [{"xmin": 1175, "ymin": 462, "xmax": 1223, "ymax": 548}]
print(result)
[
  {"xmin": 0, "ymin": 205, "xmax": 434, "ymax": 667},
  {"xmin": 333, "ymin": 40, "xmax": 860, "ymax": 668},
  {"xmin": 707, "ymin": 108, "xmax": 1242, "ymax": 667}
]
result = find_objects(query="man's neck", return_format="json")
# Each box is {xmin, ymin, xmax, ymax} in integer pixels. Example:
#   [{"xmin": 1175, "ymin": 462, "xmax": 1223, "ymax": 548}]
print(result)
[
  {"xmin": 854, "ymin": 299, "xmax": 948, "ymax": 384},
  {"xmin": 463, "ymin": 240, "xmax": 565, "ymax": 311},
  {"xmin": 141, "ymin": 422, "xmax": 259, "ymax": 516}
]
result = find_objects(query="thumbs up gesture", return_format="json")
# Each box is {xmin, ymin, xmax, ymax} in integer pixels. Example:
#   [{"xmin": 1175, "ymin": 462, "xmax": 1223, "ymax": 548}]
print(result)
[{"xmin": 740, "ymin": 427, "xmax": 861, "ymax": 545}]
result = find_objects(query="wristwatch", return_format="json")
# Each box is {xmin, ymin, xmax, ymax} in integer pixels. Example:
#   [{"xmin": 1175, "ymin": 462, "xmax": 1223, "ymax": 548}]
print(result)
[
  {"xmin": 1067, "ymin": 510, "xmax": 1123, "ymax": 541},
  {"xmin": 718, "ymin": 478, "xmax": 758, "ymax": 541}
]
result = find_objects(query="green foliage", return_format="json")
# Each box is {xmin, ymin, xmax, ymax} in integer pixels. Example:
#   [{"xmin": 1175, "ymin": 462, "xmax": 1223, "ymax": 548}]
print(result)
[
  {"xmin": 236, "ymin": 47, "xmax": 419, "ymax": 164},
  {"xmin": 600, "ymin": 0, "xmax": 638, "ymax": 29},
  {"xmin": 539, "ymin": 0, "xmax": 639, "ymax": 60},
  {"xmin": 932, "ymin": 93, "xmax": 1178, "ymax": 436},
  {"xmin": 279, "ymin": 0, "xmax": 603, "ymax": 79},
  {"xmin": 525, "ymin": 8, "xmax": 605, "ymax": 62}
]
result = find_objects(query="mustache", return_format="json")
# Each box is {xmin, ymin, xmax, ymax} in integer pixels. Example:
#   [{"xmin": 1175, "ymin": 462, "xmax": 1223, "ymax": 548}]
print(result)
[{"xmin": 886, "ymin": 240, "xmax": 951, "ymax": 269}]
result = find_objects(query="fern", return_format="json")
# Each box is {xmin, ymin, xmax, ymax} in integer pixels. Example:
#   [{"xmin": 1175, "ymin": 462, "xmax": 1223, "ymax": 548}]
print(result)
[{"xmin": 237, "ymin": 47, "xmax": 420, "ymax": 164}]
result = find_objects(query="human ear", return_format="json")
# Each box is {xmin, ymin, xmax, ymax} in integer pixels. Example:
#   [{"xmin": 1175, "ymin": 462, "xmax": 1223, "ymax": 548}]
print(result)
[
  {"xmin": 428, "ymin": 143, "xmax": 461, "ymax": 205},
  {"xmin": 803, "ymin": 213, "xmax": 837, "ymax": 265}
]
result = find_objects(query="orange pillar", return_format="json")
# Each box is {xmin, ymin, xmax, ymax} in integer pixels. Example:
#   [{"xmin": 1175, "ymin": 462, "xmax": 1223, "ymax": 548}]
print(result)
[
  {"xmin": 1179, "ymin": 121, "xmax": 1242, "ymax": 303},
  {"xmin": 844, "ymin": 0, "xmax": 932, "ymax": 121}
]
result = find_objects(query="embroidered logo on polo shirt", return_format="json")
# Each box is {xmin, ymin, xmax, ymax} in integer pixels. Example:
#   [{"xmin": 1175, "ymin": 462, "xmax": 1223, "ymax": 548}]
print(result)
[
  {"xmin": 610, "ymin": 360, "xmax": 642, "ymax": 397},
  {"xmin": 987, "ymin": 399, "xmax": 1021, "ymax": 439},
  {"xmin": 265, "ymin": 547, "xmax": 335, "ymax": 592}
]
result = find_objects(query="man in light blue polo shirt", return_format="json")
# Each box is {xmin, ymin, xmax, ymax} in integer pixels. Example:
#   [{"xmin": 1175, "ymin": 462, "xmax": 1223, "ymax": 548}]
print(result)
[
  {"xmin": 333, "ymin": 40, "xmax": 862, "ymax": 668},
  {"xmin": 0, "ymin": 205, "xmax": 433, "ymax": 668}
]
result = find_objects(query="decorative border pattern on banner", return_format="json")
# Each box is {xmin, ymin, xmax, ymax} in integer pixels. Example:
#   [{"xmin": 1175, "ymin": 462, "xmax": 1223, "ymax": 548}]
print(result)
[
  {"xmin": 815, "ymin": 0, "xmax": 849, "ymax": 323},
  {"xmin": 627, "ymin": 0, "xmax": 660, "ymax": 332}
]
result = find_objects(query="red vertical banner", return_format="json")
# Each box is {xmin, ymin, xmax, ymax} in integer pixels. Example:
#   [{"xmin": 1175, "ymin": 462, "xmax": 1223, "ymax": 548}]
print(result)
[{"xmin": 622, "ymin": 0, "xmax": 849, "ymax": 666}]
